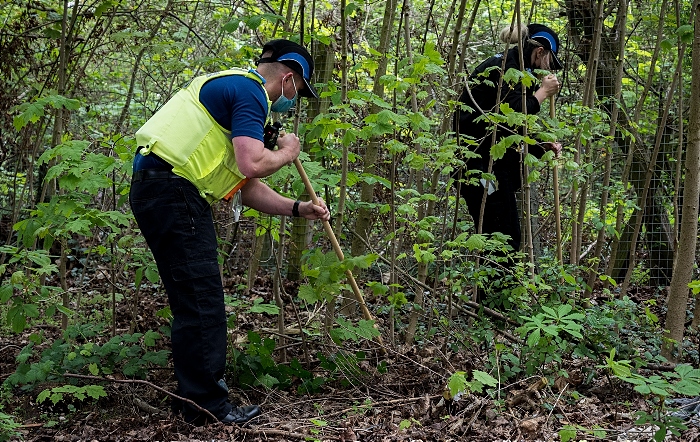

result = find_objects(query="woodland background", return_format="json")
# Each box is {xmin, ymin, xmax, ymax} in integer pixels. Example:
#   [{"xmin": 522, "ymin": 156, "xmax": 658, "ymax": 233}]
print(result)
[{"xmin": 2, "ymin": 0, "xmax": 700, "ymax": 441}]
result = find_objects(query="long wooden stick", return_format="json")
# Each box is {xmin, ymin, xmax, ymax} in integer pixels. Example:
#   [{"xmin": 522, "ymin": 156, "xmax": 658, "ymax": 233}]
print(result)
[
  {"xmin": 293, "ymin": 158, "xmax": 384, "ymax": 345},
  {"xmin": 551, "ymin": 97, "xmax": 563, "ymax": 264}
]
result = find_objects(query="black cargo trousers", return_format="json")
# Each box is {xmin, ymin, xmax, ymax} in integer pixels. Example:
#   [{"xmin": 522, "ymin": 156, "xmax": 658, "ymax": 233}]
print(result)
[{"xmin": 129, "ymin": 170, "xmax": 232, "ymax": 423}]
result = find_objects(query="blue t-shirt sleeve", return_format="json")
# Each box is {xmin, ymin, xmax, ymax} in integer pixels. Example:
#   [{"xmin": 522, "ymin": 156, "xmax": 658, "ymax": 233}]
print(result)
[{"xmin": 199, "ymin": 75, "xmax": 268, "ymax": 142}]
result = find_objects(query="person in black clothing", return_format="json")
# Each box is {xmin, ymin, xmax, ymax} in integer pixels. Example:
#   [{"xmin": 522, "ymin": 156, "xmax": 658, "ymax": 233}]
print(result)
[{"xmin": 453, "ymin": 23, "xmax": 563, "ymax": 253}]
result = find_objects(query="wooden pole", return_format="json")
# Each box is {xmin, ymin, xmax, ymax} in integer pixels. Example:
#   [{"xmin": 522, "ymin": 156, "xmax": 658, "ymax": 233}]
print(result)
[
  {"xmin": 551, "ymin": 97, "xmax": 563, "ymax": 264},
  {"xmin": 293, "ymin": 158, "xmax": 384, "ymax": 346}
]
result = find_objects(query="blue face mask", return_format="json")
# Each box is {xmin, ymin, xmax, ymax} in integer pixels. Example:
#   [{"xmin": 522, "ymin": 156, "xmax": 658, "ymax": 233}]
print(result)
[{"xmin": 270, "ymin": 76, "xmax": 298, "ymax": 113}]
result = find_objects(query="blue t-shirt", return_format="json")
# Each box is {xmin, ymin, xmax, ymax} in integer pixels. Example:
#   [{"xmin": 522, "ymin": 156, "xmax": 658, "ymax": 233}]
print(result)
[
  {"xmin": 134, "ymin": 71, "xmax": 268, "ymax": 172},
  {"xmin": 199, "ymin": 73, "xmax": 268, "ymax": 141}
]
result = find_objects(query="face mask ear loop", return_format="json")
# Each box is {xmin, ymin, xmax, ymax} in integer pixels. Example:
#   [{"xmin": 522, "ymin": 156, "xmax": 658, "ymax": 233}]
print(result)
[{"xmin": 282, "ymin": 74, "xmax": 298, "ymax": 99}]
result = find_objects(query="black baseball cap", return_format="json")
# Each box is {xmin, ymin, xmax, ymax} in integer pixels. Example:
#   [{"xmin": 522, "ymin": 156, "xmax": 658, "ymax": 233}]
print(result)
[
  {"xmin": 258, "ymin": 39, "xmax": 318, "ymax": 99},
  {"xmin": 527, "ymin": 24, "xmax": 564, "ymax": 70}
]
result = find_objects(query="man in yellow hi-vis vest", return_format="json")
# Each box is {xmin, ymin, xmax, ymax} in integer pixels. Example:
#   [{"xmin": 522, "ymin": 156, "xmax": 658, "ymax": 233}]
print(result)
[{"xmin": 129, "ymin": 39, "xmax": 329, "ymax": 425}]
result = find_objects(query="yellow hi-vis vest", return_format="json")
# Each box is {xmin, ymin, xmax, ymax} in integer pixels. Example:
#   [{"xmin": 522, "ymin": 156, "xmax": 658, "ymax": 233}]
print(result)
[{"xmin": 135, "ymin": 68, "xmax": 271, "ymax": 203}]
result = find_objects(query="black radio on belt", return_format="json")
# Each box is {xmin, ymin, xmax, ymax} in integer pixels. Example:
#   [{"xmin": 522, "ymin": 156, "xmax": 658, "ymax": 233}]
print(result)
[{"xmin": 263, "ymin": 121, "xmax": 283, "ymax": 150}]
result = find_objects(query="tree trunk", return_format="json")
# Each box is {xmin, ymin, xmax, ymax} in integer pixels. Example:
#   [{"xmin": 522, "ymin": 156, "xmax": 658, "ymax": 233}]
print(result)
[
  {"xmin": 350, "ymin": 0, "xmax": 397, "ymax": 259},
  {"xmin": 288, "ymin": 41, "xmax": 334, "ymax": 281},
  {"xmin": 662, "ymin": 0, "xmax": 700, "ymax": 360}
]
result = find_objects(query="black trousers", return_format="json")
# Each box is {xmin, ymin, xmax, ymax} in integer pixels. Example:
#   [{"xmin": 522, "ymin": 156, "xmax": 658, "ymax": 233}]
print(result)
[
  {"xmin": 129, "ymin": 172, "xmax": 232, "ymax": 422},
  {"xmin": 458, "ymin": 181, "xmax": 521, "ymax": 252}
]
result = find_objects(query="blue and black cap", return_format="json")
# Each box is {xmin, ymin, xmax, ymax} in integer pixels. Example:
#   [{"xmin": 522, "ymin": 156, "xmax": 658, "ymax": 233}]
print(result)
[
  {"xmin": 527, "ymin": 24, "xmax": 564, "ymax": 71},
  {"xmin": 258, "ymin": 39, "xmax": 318, "ymax": 99}
]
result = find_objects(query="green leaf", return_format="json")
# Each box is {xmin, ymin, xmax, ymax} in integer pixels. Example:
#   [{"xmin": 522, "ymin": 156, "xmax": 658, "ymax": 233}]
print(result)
[
  {"xmin": 0, "ymin": 284, "xmax": 13, "ymax": 303},
  {"xmin": 95, "ymin": 0, "xmax": 117, "ymax": 17},
  {"xmin": 356, "ymin": 320, "xmax": 380, "ymax": 340},
  {"xmin": 298, "ymin": 284, "xmax": 321, "ymax": 304},
  {"xmin": 660, "ymin": 38, "xmax": 674, "ymax": 51},
  {"xmin": 677, "ymin": 24, "xmax": 694, "ymax": 44},
  {"xmin": 672, "ymin": 379, "xmax": 700, "ymax": 396},
  {"xmin": 134, "ymin": 267, "xmax": 143, "ymax": 289},
  {"xmin": 559, "ymin": 426, "xmax": 577, "ymax": 442},
  {"xmin": 503, "ymin": 68, "xmax": 524, "ymax": 85},
  {"xmin": 10, "ymin": 308, "xmax": 27, "ymax": 333},
  {"xmin": 37, "ymin": 389, "xmax": 51, "ymax": 404},
  {"xmin": 447, "ymin": 371, "xmax": 468, "ymax": 398},
  {"xmin": 557, "ymin": 304, "xmax": 573, "ymax": 317},
  {"xmin": 145, "ymin": 267, "xmax": 159, "ymax": 283},
  {"xmin": 257, "ymin": 373, "xmax": 279, "ymax": 389},
  {"xmin": 465, "ymin": 234, "xmax": 486, "ymax": 251},
  {"xmin": 541, "ymin": 305, "xmax": 557, "ymax": 318},
  {"xmin": 527, "ymin": 328, "xmax": 541, "ymax": 347},
  {"xmin": 12, "ymin": 95, "xmax": 81, "ymax": 131},
  {"xmin": 89, "ymin": 363, "xmax": 99, "ymax": 375},
  {"xmin": 85, "ymin": 385, "xmax": 107, "ymax": 400},
  {"xmin": 249, "ymin": 300, "xmax": 280, "ymax": 315},
  {"xmin": 50, "ymin": 392, "xmax": 64, "ymax": 405},
  {"xmin": 634, "ymin": 384, "xmax": 651, "ymax": 395},
  {"xmin": 245, "ymin": 15, "xmax": 263, "ymax": 29},
  {"xmin": 222, "ymin": 18, "xmax": 242, "ymax": 33},
  {"xmin": 143, "ymin": 330, "xmax": 161, "ymax": 347},
  {"xmin": 472, "ymin": 370, "xmax": 498, "ymax": 387},
  {"xmin": 56, "ymin": 304, "xmax": 75, "ymax": 317}
]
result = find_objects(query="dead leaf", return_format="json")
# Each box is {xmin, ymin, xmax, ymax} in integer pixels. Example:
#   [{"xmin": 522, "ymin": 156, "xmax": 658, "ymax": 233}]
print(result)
[
  {"xmin": 520, "ymin": 416, "xmax": 544, "ymax": 433},
  {"xmin": 341, "ymin": 426, "xmax": 357, "ymax": 441}
]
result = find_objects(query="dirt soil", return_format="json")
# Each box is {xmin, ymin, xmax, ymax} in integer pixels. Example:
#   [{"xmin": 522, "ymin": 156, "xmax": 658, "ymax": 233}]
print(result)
[{"xmin": 3, "ymin": 273, "xmax": 699, "ymax": 442}]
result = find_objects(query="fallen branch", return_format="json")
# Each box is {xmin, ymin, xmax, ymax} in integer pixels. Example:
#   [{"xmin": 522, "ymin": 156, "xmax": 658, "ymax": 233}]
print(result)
[
  {"xmin": 454, "ymin": 305, "xmax": 523, "ymax": 344},
  {"xmin": 322, "ymin": 394, "xmax": 442, "ymax": 420},
  {"xmin": 236, "ymin": 426, "xmax": 339, "ymax": 441},
  {"xmin": 463, "ymin": 301, "xmax": 519, "ymax": 326},
  {"xmin": 0, "ymin": 344, "xmax": 23, "ymax": 354},
  {"xmin": 62, "ymin": 372, "xmax": 217, "ymax": 422},
  {"xmin": 644, "ymin": 363, "xmax": 677, "ymax": 372}
]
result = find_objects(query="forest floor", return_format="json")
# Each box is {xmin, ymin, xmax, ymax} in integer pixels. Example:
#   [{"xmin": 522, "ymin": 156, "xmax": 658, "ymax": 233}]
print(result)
[{"xmin": 3, "ymin": 270, "xmax": 700, "ymax": 442}]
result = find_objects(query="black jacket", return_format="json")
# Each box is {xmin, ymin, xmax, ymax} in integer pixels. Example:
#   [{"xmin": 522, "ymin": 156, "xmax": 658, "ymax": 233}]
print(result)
[{"xmin": 454, "ymin": 46, "xmax": 546, "ymax": 191}]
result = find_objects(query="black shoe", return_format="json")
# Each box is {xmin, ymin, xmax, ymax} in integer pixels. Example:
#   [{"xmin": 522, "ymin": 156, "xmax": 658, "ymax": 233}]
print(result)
[{"xmin": 220, "ymin": 405, "xmax": 261, "ymax": 424}]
